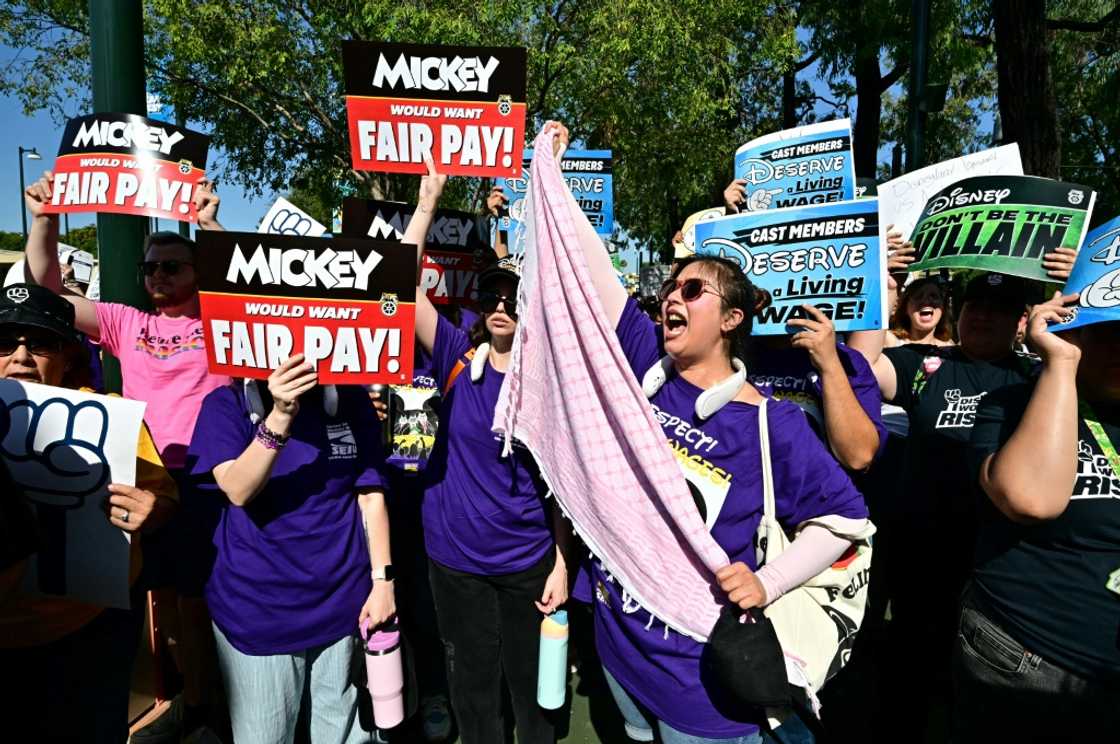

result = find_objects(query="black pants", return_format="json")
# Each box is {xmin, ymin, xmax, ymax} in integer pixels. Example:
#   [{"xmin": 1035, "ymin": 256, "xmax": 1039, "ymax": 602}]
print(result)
[
  {"xmin": 428, "ymin": 551, "xmax": 556, "ymax": 744},
  {"xmin": 952, "ymin": 586, "xmax": 1120, "ymax": 743}
]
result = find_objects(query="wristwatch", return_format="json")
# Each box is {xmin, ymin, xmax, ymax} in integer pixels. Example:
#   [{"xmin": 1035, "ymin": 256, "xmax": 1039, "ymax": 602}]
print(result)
[{"xmin": 372, "ymin": 564, "xmax": 396, "ymax": 582}]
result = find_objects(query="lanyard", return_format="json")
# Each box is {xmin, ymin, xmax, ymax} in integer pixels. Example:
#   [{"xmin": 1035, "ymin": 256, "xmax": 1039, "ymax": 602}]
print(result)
[{"xmin": 1079, "ymin": 400, "xmax": 1120, "ymax": 479}]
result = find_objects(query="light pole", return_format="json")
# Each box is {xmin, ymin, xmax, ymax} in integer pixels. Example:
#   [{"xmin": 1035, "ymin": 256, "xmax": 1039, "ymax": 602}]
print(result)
[{"xmin": 18, "ymin": 146, "xmax": 42, "ymax": 239}]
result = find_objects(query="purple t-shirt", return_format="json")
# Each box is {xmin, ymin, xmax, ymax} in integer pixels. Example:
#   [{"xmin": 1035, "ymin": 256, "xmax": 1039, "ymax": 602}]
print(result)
[
  {"xmin": 188, "ymin": 384, "xmax": 388, "ymax": 655},
  {"xmin": 421, "ymin": 315, "xmax": 552, "ymax": 575},
  {"xmin": 748, "ymin": 344, "xmax": 887, "ymax": 460},
  {"xmin": 581, "ymin": 299, "xmax": 867, "ymax": 739}
]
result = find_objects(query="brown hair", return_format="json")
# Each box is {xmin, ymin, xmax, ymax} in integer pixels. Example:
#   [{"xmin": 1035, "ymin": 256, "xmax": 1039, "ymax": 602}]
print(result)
[
  {"xmin": 890, "ymin": 277, "xmax": 952, "ymax": 342},
  {"xmin": 143, "ymin": 231, "xmax": 198, "ymax": 257},
  {"xmin": 669, "ymin": 256, "xmax": 756, "ymax": 360}
]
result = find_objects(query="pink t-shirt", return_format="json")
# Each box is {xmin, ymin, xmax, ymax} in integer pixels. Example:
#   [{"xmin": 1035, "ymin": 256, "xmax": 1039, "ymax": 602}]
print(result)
[{"xmin": 95, "ymin": 302, "xmax": 230, "ymax": 469}]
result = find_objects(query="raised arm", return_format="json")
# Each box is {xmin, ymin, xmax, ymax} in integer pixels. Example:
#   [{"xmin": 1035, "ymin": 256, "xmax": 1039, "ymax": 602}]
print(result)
[
  {"xmin": 485, "ymin": 184, "xmax": 510, "ymax": 258},
  {"xmin": 980, "ymin": 293, "xmax": 1081, "ymax": 523},
  {"xmin": 788, "ymin": 306, "xmax": 880, "ymax": 470},
  {"xmin": 211, "ymin": 355, "xmax": 317, "ymax": 506},
  {"xmin": 194, "ymin": 179, "xmax": 224, "ymax": 231},
  {"xmin": 404, "ymin": 157, "xmax": 447, "ymax": 355},
  {"xmin": 542, "ymin": 121, "xmax": 628, "ymax": 327},
  {"xmin": 23, "ymin": 171, "xmax": 100, "ymax": 338}
]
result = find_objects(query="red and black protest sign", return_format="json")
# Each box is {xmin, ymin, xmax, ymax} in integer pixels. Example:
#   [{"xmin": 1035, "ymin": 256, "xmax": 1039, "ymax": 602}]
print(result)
[
  {"xmin": 343, "ymin": 41, "xmax": 527, "ymax": 178},
  {"xmin": 42, "ymin": 113, "xmax": 210, "ymax": 223},
  {"xmin": 341, "ymin": 198, "xmax": 493, "ymax": 306},
  {"xmin": 196, "ymin": 232, "xmax": 416, "ymax": 385}
]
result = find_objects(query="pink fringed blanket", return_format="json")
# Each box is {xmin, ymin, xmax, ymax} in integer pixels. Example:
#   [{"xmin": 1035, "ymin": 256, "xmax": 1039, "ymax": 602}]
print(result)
[{"xmin": 494, "ymin": 129, "xmax": 727, "ymax": 641}]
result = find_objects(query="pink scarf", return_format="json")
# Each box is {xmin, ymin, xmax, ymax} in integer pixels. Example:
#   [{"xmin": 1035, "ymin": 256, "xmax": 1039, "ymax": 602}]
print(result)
[{"xmin": 494, "ymin": 129, "xmax": 727, "ymax": 640}]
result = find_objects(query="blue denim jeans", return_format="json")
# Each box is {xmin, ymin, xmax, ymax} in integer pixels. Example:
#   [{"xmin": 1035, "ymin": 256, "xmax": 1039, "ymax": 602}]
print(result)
[
  {"xmin": 602, "ymin": 666, "xmax": 764, "ymax": 744},
  {"xmin": 952, "ymin": 587, "xmax": 1120, "ymax": 743}
]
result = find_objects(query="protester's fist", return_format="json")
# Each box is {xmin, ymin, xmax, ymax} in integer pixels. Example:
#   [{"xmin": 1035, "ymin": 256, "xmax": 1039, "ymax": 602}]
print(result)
[
  {"xmin": 745, "ymin": 188, "xmax": 782, "ymax": 212},
  {"xmin": 543, "ymin": 120, "xmax": 569, "ymax": 159},
  {"xmin": 194, "ymin": 179, "xmax": 222, "ymax": 230},
  {"xmin": 716, "ymin": 562, "xmax": 767, "ymax": 610},
  {"xmin": 724, "ymin": 179, "xmax": 748, "ymax": 214},
  {"xmin": 267, "ymin": 353, "xmax": 317, "ymax": 424},
  {"xmin": 418, "ymin": 155, "xmax": 447, "ymax": 212},
  {"xmin": 359, "ymin": 581, "xmax": 397, "ymax": 630},
  {"xmin": 788, "ymin": 305, "xmax": 841, "ymax": 373},
  {"xmin": 1043, "ymin": 247, "xmax": 1078, "ymax": 281},
  {"xmin": 106, "ymin": 483, "xmax": 157, "ymax": 533},
  {"xmin": 535, "ymin": 550, "xmax": 568, "ymax": 614},
  {"xmin": 25, "ymin": 171, "xmax": 57, "ymax": 222},
  {"xmin": 267, "ymin": 207, "xmax": 314, "ymax": 236},
  {"xmin": 1027, "ymin": 290, "xmax": 1082, "ymax": 364},
  {"xmin": 0, "ymin": 396, "xmax": 111, "ymax": 508},
  {"xmin": 486, "ymin": 185, "xmax": 508, "ymax": 217}
]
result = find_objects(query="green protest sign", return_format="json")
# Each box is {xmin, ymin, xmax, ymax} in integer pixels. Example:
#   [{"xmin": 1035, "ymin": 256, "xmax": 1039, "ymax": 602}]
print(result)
[{"xmin": 909, "ymin": 175, "xmax": 1095, "ymax": 282}]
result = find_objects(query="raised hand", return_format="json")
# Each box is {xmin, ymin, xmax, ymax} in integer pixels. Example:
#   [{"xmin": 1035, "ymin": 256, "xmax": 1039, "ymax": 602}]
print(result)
[
  {"xmin": 418, "ymin": 155, "xmax": 447, "ymax": 213},
  {"xmin": 1042, "ymin": 247, "xmax": 1078, "ymax": 282},
  {"xmin": 194, "ymin": 179, "xmax": 222, "ymax": 230},
  {"xmin": 267, "ymin": 353, "xmax": 317, "ymax": 426},
  {"xmin": 788, "ymin": 304, "xmax": 841, "ymax": 373},
  {"xmin": 1028, "ymin": 291, "xmax": 1082, "ymax": 364},
  {"xmin": 25, "ymin": 171, "xmax": 57, "ymax": 221},
  {"xmin": 724, "ymin": 178, "xmax": 747, "ymax": 214}
]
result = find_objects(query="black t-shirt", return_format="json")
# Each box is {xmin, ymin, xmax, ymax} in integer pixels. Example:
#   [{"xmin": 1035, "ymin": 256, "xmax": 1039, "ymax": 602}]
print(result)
[
  {"xmin": 969, "ymin": 383, "xmax": 1120, "ymax": 682},
  {"xmin": 882, "ymin": 345, "xmax": 1035, "ymax": 590}
]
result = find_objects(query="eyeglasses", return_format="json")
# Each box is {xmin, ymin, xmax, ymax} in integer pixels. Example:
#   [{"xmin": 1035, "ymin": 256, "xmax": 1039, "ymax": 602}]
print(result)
[
  {"xmin": 138, "ymin": 260, "xmax": 193, "ymax": 277},
  {"xmin": 658, "ymin": 277, "xmax": 723, "ymax": 303},
  {"xmin": 478, "ymin": 291, "xmax": 518, "ymax": 319},
  {"xmin": 0, "ymin": 334, "xmax": 65, "ymax": 356}
]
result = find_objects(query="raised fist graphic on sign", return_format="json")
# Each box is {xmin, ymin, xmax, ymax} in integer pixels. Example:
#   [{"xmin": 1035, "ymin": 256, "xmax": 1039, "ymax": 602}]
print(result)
[
  {"xmin": 0, "ymin": 396, "xmax": 111, "ymax": 509},
  {"xmin": 268, "ymin": 208, "xmax": 315, "ymax": 236}
]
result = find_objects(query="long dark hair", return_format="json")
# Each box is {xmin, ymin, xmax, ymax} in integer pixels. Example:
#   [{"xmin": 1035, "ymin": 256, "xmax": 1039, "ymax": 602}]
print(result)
[
  {"xmin": 668, "ymin": 256, "xmax": 756, "ymax": 361},
  {"xmin": 891, "ymin": 277, "xmax": 952, "ymax": 342}
]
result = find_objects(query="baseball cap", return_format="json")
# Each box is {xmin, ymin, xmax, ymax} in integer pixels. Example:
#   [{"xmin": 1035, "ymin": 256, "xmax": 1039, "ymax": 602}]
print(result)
[
  {"xmin": 0, "ymin": 284, "xmax": 82, "ymax": 344},
  {"xmin": 477, "ymin": 255, "xmax": 522, "ymax": 290},
  {"xmin": 961, "ymin": 273, "xmax": 1040, "ymax": 309}
]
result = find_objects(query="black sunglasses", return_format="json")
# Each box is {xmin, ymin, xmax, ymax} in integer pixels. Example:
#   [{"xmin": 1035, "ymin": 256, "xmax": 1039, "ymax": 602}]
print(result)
[
  {"xmin": 139, "ymin": 260, "xmax": 193, "ymax": 277},
  {"xmin": 478, "ymin": 290, "xmax": 518, "ymax": 319},
  {"xmin": 658, "ymin": 277, "xmax": 723, "ymax": 303},
  {"xmin": 0, "ymin": 334, "xmax": 66, "ymax": 356}
]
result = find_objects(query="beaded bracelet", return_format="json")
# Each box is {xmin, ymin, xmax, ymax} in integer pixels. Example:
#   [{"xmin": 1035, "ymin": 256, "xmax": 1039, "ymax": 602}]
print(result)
[{"xmin": 255, "ymin": 422, "xmax": 290, "ymax": 451}]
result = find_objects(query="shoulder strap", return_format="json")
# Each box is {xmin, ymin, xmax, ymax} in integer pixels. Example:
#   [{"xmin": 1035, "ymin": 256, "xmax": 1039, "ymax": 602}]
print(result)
[
  {"xmin": 442, "ymin": 347, "xmax": 477, "ymax": 396},
  {"xmin": 759, "ymin": 398, "xmax": 775, "ymax": 521}
]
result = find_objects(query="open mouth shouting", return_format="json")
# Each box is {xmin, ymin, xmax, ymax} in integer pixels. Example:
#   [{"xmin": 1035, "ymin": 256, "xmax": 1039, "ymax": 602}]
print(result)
[{"xmin": 664, "ymin": 306, "xmax": 688, "ymax": 340}]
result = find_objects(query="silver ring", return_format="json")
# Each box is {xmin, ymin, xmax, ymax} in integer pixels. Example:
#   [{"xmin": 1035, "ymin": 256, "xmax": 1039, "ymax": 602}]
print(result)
[{"xmin": 120, "ymin": 509, "xmax": 129, "ymax": 524}]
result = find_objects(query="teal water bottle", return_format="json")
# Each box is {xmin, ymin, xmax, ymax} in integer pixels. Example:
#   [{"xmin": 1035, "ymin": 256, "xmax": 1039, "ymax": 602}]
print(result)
[{"xmin": 537, "ymin": 610, "xmax": 569, "ymax": 710}]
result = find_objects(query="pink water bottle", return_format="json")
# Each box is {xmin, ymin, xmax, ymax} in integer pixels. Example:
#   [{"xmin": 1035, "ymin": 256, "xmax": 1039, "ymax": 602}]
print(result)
[{"xmin": 361, "ymin": 619, "xmax": 405, "ymax": 729}]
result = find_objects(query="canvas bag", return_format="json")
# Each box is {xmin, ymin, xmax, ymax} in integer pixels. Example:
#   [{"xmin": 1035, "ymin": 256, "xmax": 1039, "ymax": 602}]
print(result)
[{"xmin": 755, "ymin": 398, "xmax": 876, "ymax": 714}]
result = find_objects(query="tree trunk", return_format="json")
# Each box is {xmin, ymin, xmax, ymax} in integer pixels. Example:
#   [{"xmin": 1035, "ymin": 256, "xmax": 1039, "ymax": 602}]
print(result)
[
  {"xmin": 782, "ymin": 70, "xmax": 798, "ymax": 129},
  {"xmin": 993, "ymin": 0, "xmax": 1062, "ymax": 177},
  {"xmin": 852, "ymin": 48, "xmax": 882, "ymax": 179}
]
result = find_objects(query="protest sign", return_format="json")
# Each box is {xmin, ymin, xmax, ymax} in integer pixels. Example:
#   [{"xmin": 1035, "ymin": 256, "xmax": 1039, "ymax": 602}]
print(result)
[
  {"xmin": 341, "ymin": 198, "xmax": 490, "ymax": 306},
  {"xmin": 1050, "ymin": 215, "xmax": 1120, "ymax": 333},
  {"xmin": 343, "ymin": 41, "xmax": 527, "ymax": 177},
  {"xmin": 694, "ymin": 199, "xmax": 886, "ymax": 335},
  {"xmin": 733, "ymin": 119, "xmax": 856, "ymax": 211},
  {"xmin": 877, "ymin": 144, "xmax": 1022, "ymax": 239},
  {"xmin": 501, "ymin": 150, "xmax": 614, "ymax": 236},
  {"xmin": 258, "ymin": 197, "xmax": 328, "ymax": 237},
  {"xmin": 909, "ymin": 175, "xmax": 1096, "ymax": 282},
  {"xmin": 42, "ymin": 112, "xmax": 210, "ymax": 223},
  {"xmin": 0, "ymin": 380, "xmax": 145, "ymax": 609},
  {"xmin": 196, "ymin": 232, "xmax": 416, "ymax": 384}
]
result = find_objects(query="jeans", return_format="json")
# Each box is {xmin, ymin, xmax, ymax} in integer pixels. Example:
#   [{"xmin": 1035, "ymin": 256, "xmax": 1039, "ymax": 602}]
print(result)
[
  {"xmin": 602, "ymin": 667, "xmax": 764, "ymax": 744},
  {"xmin": 0, "ymin": 603, "xmax": 144, "ymax": 743},
  {"xmin": 428, "ymin": 552, "xmax": 557, "ymax": 744},
  {"xmin": 952, "ymin": 587, "xmax": 1120, "ymax": 743},
  {"xmin": 212, "ymin": 622, "xmax": 370, "ymax": 744}
]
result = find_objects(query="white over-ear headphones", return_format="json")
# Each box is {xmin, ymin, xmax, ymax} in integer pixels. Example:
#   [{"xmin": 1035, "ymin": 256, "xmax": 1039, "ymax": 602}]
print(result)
[
  {"xmin": 243, "ymin": 380, "xmax": 338, "ymax": 424},
  {"xmin": 470, "ymin": 343, "xmax": 491, "ymax": 382},
  {"xmin": 641, "ymin": 356, "xmax": 747, "ymax": 420}
]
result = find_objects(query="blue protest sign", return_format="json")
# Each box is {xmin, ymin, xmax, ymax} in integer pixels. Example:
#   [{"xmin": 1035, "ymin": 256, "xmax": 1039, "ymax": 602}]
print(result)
[
  {"xmin": 693, "ymin": 199, "xmax": 885, "ymax": 335},
  {"xmin": 1050, "ymin": 215, "xmax": 1120, "ymax": 333},
  {"xmin": 733, "ymin": 119, "xmax": 856, "ymax": 211},
  {"xmin": 501, "ymin": 149, "xmax": 613, "ymax": 236}
]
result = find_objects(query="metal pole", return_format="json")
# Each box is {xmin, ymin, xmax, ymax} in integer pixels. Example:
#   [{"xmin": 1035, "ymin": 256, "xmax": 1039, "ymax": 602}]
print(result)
[
  {"xmin": 89, "ymin": 0, "xmax": 149, "ymax": 392},
  {"xmin": 176, "ymin": 107, "xmax": 191, "ymax": 239},
  {"xmin": 906, "ymin": 0, "xmax": 931, "ymax": 172},
  {"xmin": 18, "ymin": 149, "xmax": 28, "ymax": 240}
]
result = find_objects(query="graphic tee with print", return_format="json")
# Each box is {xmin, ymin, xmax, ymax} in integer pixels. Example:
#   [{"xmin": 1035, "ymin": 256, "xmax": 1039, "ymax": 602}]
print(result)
[
  {"xmin": 882, "ymin": 345, "xmax": 1034, "ymax": 608},
  {"xmin": 969, "ymin": 383, "xmax": 1120, "ymax": 682},
  {"xmin": 421, "ymin": 314, "xmax": 552, "ymax": 575},
  {"xmin": 579, "ymin": 299, "xmax": 867, "ymax": 739},
  {"xmin": 748, "ymin": 343, "xmax": 886, "ymax": 460},
  {"xmin": 188, "ymin": 385, "xmax": 387, "ymax": 655},
  {"xmin": 96, "ymin": 303, "xmax": 230, "ymax": 469}
]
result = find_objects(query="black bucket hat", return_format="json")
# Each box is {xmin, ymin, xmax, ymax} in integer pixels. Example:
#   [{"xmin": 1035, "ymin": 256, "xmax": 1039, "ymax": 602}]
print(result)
[{"xmin": 0, "ymin": 284, "xmax": 82, "ymax": 345}]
